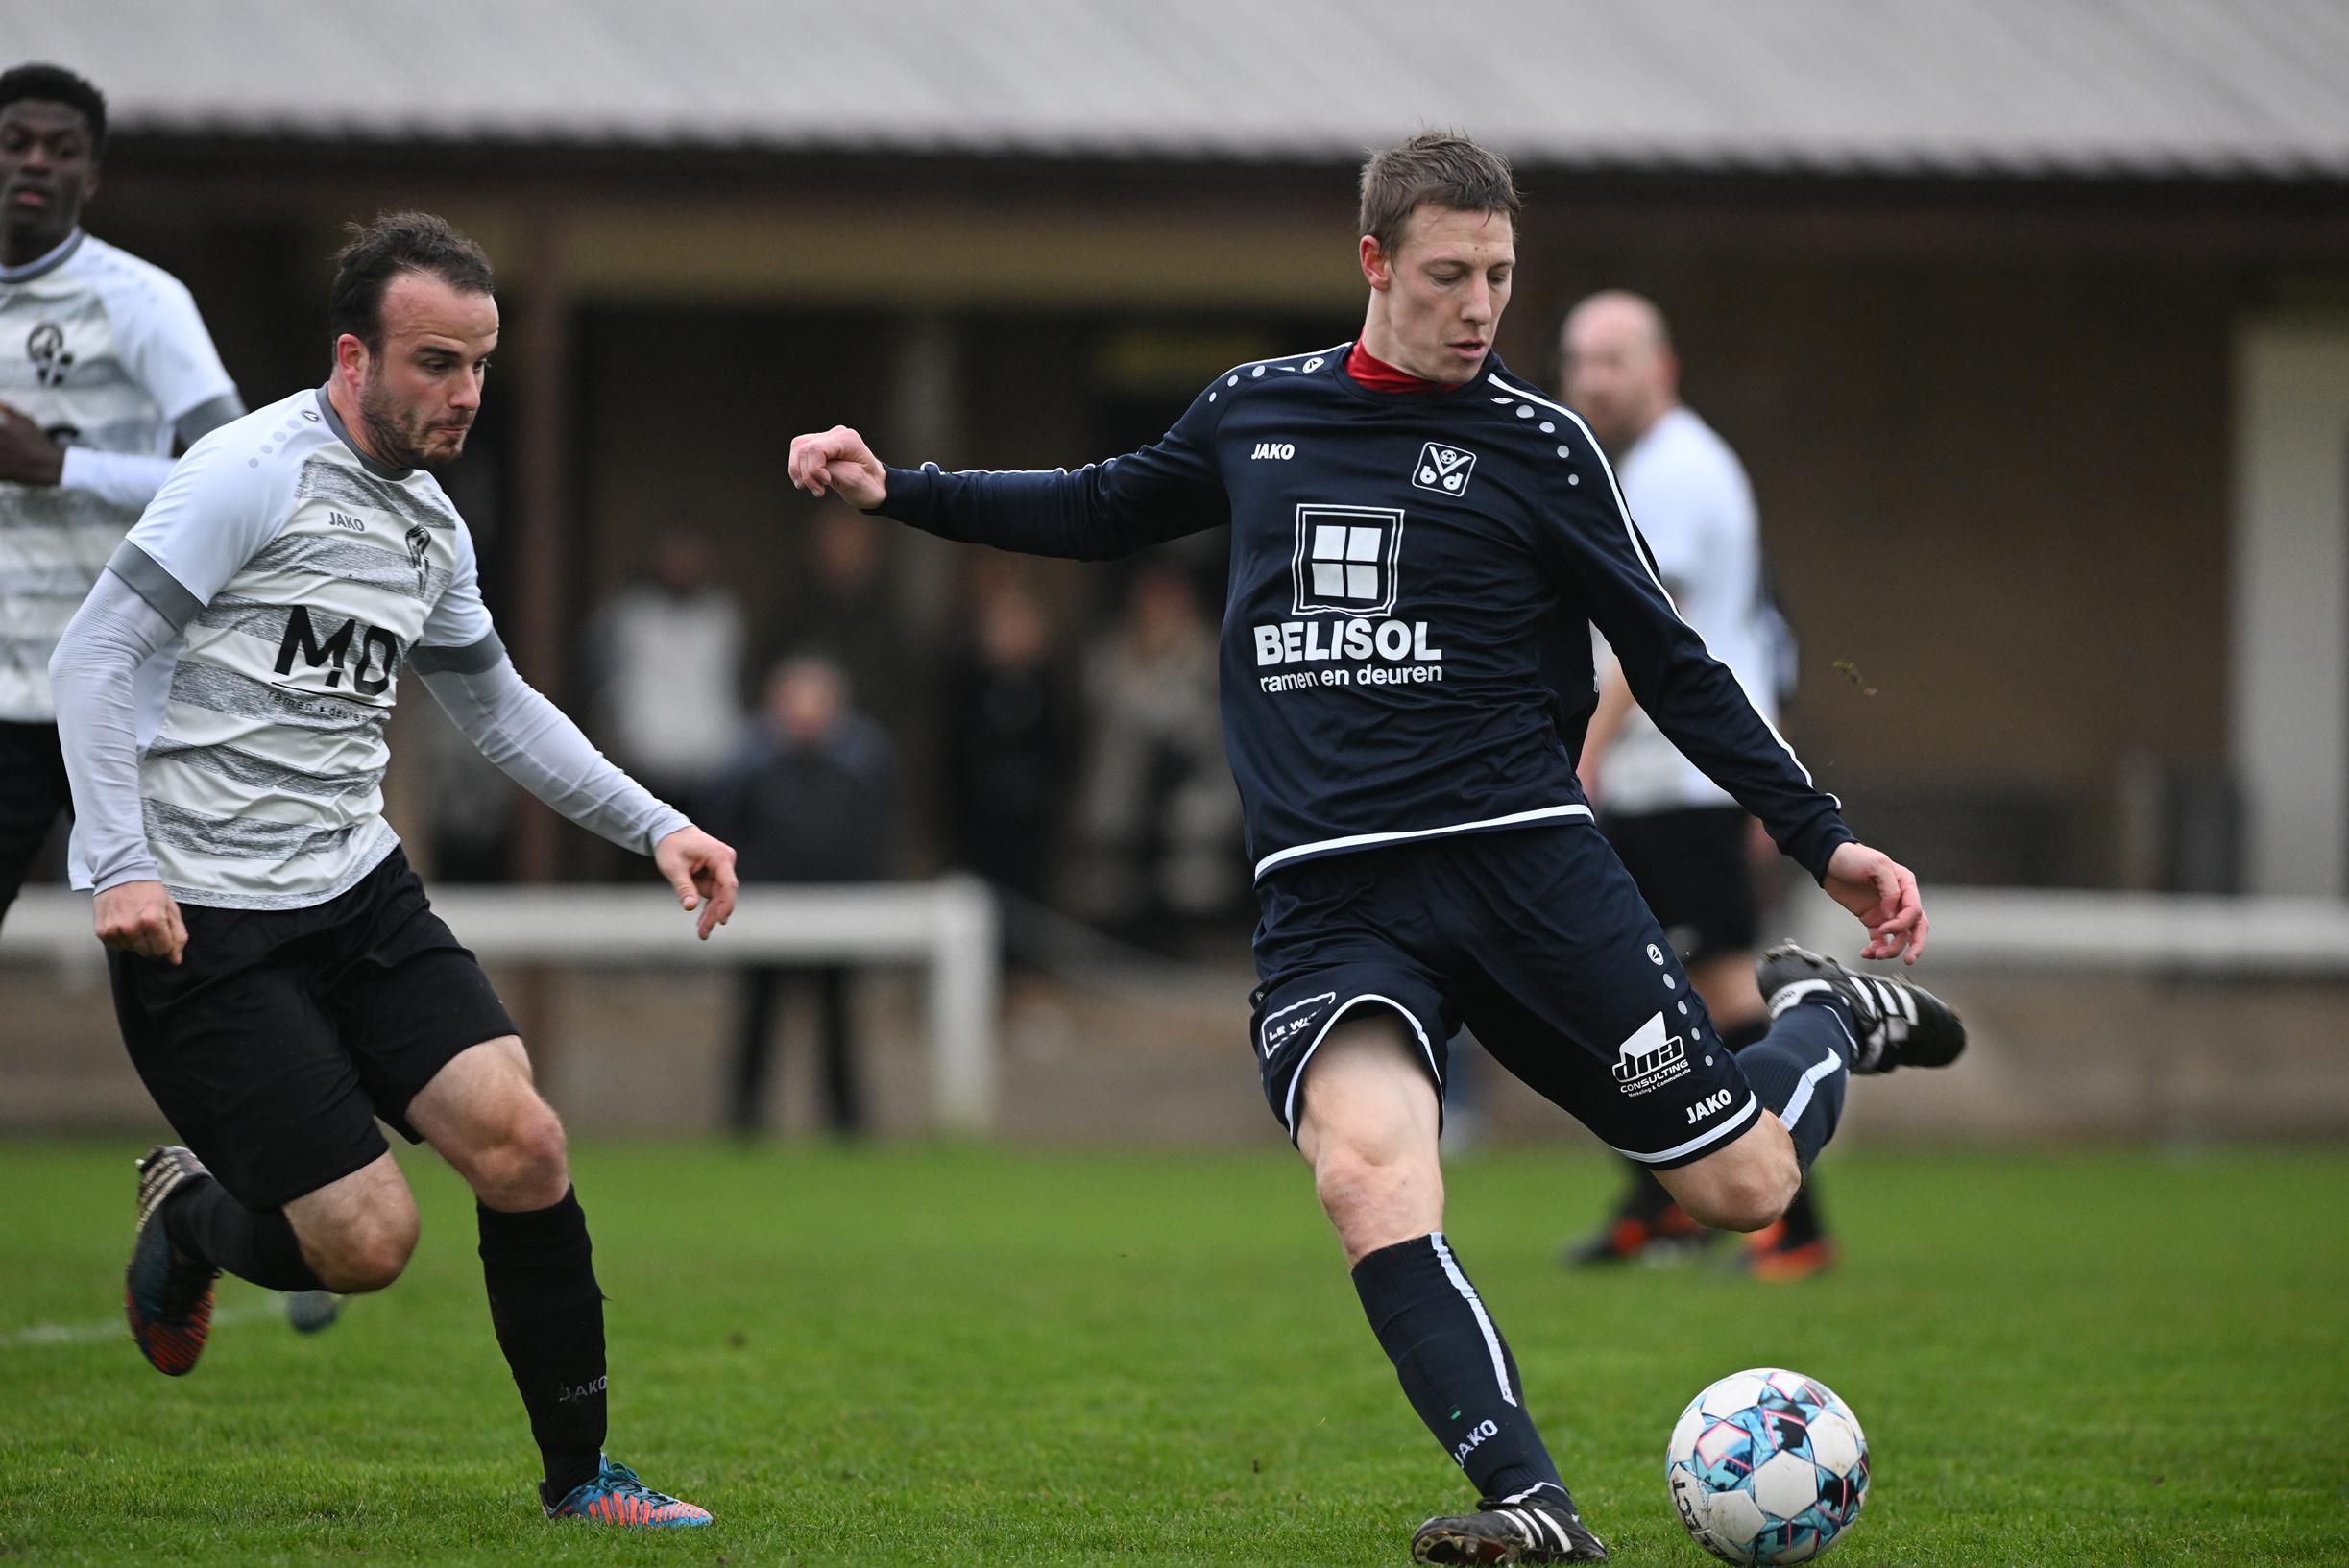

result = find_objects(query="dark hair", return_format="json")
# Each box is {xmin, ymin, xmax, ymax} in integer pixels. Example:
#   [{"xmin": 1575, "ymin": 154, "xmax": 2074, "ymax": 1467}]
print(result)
[
  {"xmin": 1358, "ymin": 129, "xmax": 1520, "ymax": 257},
  {"xmin": 327, "ymin": 211, "xmax": 495, "ymax": 350},
  {"xmin": 0, "ymin": 62, "xmax": 108, "ymax": 154}
]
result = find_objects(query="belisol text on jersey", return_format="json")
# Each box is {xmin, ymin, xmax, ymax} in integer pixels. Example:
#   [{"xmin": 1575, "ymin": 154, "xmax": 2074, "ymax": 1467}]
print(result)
[{"xmin": 1252, "ymin": 617, "xmax": 1443, "ymax": 694}]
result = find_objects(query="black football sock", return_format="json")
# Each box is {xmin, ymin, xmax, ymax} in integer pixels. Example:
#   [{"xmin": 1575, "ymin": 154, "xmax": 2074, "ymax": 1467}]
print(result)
[
  {"xmin": 1779, "ymin": 1181, "xmax": 1826, "ymax": 1247},
  {"xmin": 1353, "ymin": 1233, "xmax": 1567, "ymax": 1503},
  {"xmin": 477, "ymin": 1188, "xmax": 606, "ymax": 1500},
  {"xmin": 163, "ymin": 1177, "xmax": 323, "ymax": 1291},
  {"xmin": 1731, "ymin": 999, "xmax": 1854, "ymax": 1172}
]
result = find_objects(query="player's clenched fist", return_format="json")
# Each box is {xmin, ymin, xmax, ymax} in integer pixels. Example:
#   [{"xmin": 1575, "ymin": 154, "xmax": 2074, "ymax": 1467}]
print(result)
[
  {"xmin": 787, "ymin": 425, "xmax": 889, "ymax": 509},
  {"xmin": 93, "ymin": 880, "xmax": 189, "ymax": 965}
]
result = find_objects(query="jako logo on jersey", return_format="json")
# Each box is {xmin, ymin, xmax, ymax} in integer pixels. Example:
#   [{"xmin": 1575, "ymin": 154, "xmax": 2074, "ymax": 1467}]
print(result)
[
  {"xmin": 1612, "ymin": 1011, "xmax": 1692, "ymax": 1098},
  {"xmin": 1250, "ymin": 442, "xmax": 1296, "ymax": 461},
  {"xmin": 275, "ymin": 605, "xmax": 402, "ymax": 698},
  {"xmin": 1413, "ymin": 442, "xmax": 1476, "ymax": 496},
  {"xmin": 327, "ymin": 510, "xmax": 366, "ymax": 532},
  {"xmin": 1290, "ymin": 504, "xmax": 1403, "ymax": 616},
  {"xmin": 27, "ymin": 322, "xmax": 74, "ymax": 387},
  {"xmin": 1685, "ymin": 1088, "xmax": 1734, "ymax": 1125},
  {"xmin": 1454, "ymin": 1418, "xmax": 1500, "ymax": 1464}
]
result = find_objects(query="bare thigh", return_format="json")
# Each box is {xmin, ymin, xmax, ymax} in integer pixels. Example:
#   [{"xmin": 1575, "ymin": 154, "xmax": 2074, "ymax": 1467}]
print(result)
[
  {"xmin": 283, "ymin": 1150, "xmax": 419, "ymax": 1293},
  {"xmin": 1296, "ymin": 1014, "xmax": 1446, "ymax": 1266},
  {"xmin": 407, "ymin": 1035, "xmax": 572, "ymax": 1213}
]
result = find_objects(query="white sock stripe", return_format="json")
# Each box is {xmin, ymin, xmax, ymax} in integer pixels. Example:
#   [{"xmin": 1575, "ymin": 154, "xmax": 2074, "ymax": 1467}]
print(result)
[
  {"xmin": 1776, "ymin": 1047, "xmax": 1848, "ymax": 1128},
  {"xmin": 1769, "ymin": 977, "xmax": 1835, "ymax": 1015},
  {"xmin": 1429, "ymin": 1233, "xmax": 1518, "ymax": 1410}
]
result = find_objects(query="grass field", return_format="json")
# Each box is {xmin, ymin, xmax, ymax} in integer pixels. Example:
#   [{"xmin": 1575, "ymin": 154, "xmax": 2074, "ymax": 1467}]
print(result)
[{"xmin": 4, "ymin": 1141, "xmax": 2345, "ymax": 1566}]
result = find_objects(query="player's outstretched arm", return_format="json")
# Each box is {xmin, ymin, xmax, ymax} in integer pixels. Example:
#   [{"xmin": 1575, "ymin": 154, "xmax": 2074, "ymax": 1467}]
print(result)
[
  {"xmin": 787, "ymin": 425, "xmax": 888, "ymax": 509},
  {"xmin": 415, "ymin": 653, "xmax": 738, "ymax": 940},
  {"xmin": 788, "ymin": 375, "xmax": 1229, "ymax": 563},
  {"xmin": 1823, "ymin": 841, "xmax": 1928, "ymax": 964}
]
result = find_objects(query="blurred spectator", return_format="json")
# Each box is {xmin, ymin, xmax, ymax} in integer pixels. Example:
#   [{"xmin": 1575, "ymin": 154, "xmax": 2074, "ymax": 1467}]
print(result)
[
  {"xmin": 784, "ymin": 503, "xmax": 917, "ymax": 745},
  {"xmin": 585, "ymin": 532, "xmax": 745, "ymax": 823},
  {"xmin": 1076, "ymin": 564, "xmax": 1243, "ymax": 937},
  {"xmin": 712, "ymin": 655, "xmax": 904, "ymax": 1137},
  {"xmin": 938, "ymin": 568, "xmax": 1078, "ymax": 907}
]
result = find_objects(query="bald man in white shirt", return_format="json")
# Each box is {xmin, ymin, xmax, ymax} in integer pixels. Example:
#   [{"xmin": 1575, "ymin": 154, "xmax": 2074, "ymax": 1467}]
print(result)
[{"xmin": 1556, "ymin": 291, "xmax": 1833, "ymax": 1281}]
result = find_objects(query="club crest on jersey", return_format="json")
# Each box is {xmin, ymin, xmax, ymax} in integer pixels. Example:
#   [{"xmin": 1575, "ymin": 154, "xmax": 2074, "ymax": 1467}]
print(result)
[
  {"xmin": 1412, "ymin": 441, "xmax": 1476, "ymax": 496},
  {"xmin": 1291, "ymin": 504, "xmax": 1403, "ymax": 616},
  {"xmin": 27, "ymin": 322, "xmax": 73, "ymax": 387},
  {"xmin": 404, "ymin": 525, "xmax": 432, "ymax": 590}
]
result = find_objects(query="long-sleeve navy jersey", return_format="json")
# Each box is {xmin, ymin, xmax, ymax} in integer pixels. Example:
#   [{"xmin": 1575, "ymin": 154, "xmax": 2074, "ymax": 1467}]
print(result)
[{"xmin": 876, "ymin": 346, "xmax": 1853, "ymax": 884}]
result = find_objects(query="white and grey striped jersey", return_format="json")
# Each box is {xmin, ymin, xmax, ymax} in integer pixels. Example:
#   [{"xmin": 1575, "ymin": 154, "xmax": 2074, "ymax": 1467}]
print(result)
[
  {"xmin": 72, "ymin": 386, "xmax": 495, "ymax": 909},
  {"xmin": 0, "ymin": 230, "xmax": 235, "ymax": 721}
]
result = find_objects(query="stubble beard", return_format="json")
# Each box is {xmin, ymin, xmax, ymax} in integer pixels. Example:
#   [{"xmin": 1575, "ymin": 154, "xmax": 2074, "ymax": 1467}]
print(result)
[{"xmin": 356, "ymin": 372, "xmax": 465, "ymax": 472}]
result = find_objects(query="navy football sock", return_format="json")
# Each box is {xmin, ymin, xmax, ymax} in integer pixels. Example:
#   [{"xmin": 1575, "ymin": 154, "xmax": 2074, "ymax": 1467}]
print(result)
[
  {"xmin": 1352, "ymin": 1233, "xmax": 1567, "ymax": 1503},
  {"xmin": 478, "ymin": 1189, "xmax": 606, "ymax": 1500},
  {"xmin": 1732, "ymin": 998, "xmax": 1855, "ymax": 1171},
  {"xmin": 164, "ymin": 1177, "xmax": 323, "ymax": 1292}
]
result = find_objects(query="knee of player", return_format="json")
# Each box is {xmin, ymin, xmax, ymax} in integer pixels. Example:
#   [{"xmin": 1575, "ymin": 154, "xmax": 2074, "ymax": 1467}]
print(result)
[
  {"xmin": 317, "ymin": 1211, "xmax": 419, "ymax": 1293},
  {"xmin": 1311, "ymin": 1140, "xmax": 1430, "ymax": 1222},
  {"xmin": 1682, "ymin": 1162, "xmax": 1797, "ymax": 1234},
  {"xmin": 488, "ymin": 1100, "xmax": 570, "ymax": 1200}
]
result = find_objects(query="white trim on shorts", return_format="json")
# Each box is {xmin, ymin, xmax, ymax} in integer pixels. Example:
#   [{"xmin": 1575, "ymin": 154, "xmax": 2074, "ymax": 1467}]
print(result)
[
  {"xmin": 1610, "ymin": 1090, "xmax": 1761, "ymax": 1165},
  {"xmin": 1279, "ymin": 993, "xmax": 1441, "ymax": 1138}
]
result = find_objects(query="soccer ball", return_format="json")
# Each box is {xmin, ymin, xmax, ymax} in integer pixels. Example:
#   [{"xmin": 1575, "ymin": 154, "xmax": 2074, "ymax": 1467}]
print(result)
[{"xmin": 1665, "ymin": 1367, "xmax": 1869, "ymax": 1564}]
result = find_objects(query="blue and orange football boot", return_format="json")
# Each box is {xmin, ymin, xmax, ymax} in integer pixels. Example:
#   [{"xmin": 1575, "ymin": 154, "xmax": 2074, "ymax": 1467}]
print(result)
[
  {"xmin": 541, "ymin": 1458, "xmax": 713, "ymax": 1528},
  {"xmin": 126, "ymin": 1146, "xmax": 220, "ymax": 1376}
]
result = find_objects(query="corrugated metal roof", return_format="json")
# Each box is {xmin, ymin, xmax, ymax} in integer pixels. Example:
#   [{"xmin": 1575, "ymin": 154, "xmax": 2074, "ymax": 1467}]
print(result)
[{"xmin": 12, "ymin": 0, "xmax": 2349, "ymax": 180}]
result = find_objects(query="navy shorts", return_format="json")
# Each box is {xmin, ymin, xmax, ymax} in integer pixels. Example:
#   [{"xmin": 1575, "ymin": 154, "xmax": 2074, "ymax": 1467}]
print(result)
[{"xmin": 1249, "ymin": 825, "xmax": 1762, "ymax": 1167}]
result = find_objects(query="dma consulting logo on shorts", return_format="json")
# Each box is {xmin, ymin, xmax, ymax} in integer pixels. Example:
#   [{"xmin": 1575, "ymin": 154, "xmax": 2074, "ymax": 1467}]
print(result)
[{"xmin": 1612, "ymin": 1010, "xmax": 1691, "ymax": 1098}]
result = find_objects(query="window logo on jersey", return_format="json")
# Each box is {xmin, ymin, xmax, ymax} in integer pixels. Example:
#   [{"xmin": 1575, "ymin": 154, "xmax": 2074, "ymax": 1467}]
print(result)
[
  {"xmin": 1290, "ymin": 504, "xmax": 1403, "ymax": 617},
  {"xmin": 27, "ymin": 322, "xmax": 74, "ymax": 388},
  {"xmin": 1412, "ymin": 442, "xmax": 1477, "ymax": 497}
]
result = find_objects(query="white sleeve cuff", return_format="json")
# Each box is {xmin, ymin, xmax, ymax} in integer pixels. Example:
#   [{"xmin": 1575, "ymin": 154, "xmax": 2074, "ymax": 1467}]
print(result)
[{"xmin": 60, "ymin": 446, "xmax": 181, "ymax": 513}]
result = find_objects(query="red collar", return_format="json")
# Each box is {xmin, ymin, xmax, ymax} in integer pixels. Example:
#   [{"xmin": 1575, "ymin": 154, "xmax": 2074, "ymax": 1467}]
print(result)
[{"xmin": 1345, "ymin": 341, "xmax": 1472, "ymax": 396}]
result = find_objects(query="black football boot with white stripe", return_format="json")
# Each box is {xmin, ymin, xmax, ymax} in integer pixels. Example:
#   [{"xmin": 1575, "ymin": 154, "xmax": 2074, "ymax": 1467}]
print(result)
[
  {"xmin": 1757, "ymin": 944, "xmax": 1966, "ymax": 1073},
  {"xmin": 1410, "ymin": 1487, "xmax": 1608, "ymax": 1564}
]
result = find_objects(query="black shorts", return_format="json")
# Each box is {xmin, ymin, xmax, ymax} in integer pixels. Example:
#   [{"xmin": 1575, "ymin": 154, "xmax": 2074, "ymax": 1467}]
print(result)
[
  {"xmin": 0, "ymin": 719, "xmax": 72, "ymax": 926},
  {"xmin": 109, "ymin": 847, "xmax": 518, "ymax": 1209},
  {"xmin": 1249, "ymin": 825, "xmax": 1762, "ymax": 1168},
  {"xmin": 1602, "ymin": 805, "xmax": 1759, "ymax": 966}
]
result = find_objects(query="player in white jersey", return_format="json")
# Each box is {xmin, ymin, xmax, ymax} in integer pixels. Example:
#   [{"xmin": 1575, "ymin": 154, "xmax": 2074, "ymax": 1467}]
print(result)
[
  {"xmin": 48, "ymin": 212, "xmax": 733, "ymax": 1528},
  {"xmin": 0, "ymin": 63, "xmax": 245, "ymax": 928},
  {"xmin": 1557, "ymin": 292, "xmax": 1835, "ymax": 1278}
]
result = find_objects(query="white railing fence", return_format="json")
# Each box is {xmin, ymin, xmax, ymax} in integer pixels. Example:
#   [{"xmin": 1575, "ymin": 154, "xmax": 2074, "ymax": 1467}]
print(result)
[{"xmin": 2, "ymin": 879, "xmax": 1002, "ymax": 1132}]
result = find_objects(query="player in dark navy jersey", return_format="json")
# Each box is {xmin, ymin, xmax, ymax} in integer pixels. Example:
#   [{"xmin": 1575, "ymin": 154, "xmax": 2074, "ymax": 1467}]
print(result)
[{"xmin": 790, "ymin": 131, "xmax": 1964, "ymax": 1565}]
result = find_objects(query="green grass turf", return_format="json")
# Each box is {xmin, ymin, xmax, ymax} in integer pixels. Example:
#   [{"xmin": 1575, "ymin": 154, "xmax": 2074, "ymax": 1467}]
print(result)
[{"xmin": 3, "ymin": 1142, "xmax": 2345, "ymax": 1565}]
